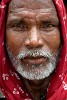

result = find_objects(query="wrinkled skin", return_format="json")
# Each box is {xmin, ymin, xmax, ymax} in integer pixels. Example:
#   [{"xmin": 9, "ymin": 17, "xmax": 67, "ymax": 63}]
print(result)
[{"xmin": 6, "ymin": 0, "xmax": 61, "ymax": 100}]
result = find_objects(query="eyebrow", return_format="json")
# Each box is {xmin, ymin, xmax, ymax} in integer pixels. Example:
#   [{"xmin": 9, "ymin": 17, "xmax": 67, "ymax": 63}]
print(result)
[
  {"xmin": 7, "ymin": 11, "xmax": 59, "ymax": 26},
  {"xmin": 36, "ymin": 13, "xmax": 59, "ymax": 25}
]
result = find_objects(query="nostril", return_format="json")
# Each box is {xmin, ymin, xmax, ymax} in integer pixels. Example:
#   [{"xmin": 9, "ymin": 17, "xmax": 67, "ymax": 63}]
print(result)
[
  {"xmin": 25, "ymin": 38, "xmax": 44, "ymax": 49},
  {"xmin": 25, "ymin": 43, "xmax": 42, "ymax": 49},
  {"xmin": 38, "ymin": 39, "xmax": 44, "ymax": 46},
  {"xmin": 25, "ymin": 39, "xmax": 30, "ymax": 46}
]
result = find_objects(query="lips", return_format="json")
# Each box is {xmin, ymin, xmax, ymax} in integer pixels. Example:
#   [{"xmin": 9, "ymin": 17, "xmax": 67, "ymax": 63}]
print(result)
[{"xmin": 21, "ymin": 56, "xmax": 48, "ymax": 65}]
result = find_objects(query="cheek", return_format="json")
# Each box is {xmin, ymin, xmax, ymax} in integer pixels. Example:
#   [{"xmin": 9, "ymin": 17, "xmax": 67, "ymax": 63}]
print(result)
[
  {"xmin": 6, "ymin": 31, "xmax": 25, "ymax": 56},
  {"xmin": 43, "ymin": 30, "xmax": 61, "ymax": 53},
  {"xmin": 49, "ymin": 34, "xmax": 60, "ymax": 49}
]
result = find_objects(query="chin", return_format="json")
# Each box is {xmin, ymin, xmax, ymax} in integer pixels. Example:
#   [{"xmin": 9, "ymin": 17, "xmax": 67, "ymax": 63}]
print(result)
[{"xmin": 16, "ymin": 61, "xmax": 56, "ymax": 80}]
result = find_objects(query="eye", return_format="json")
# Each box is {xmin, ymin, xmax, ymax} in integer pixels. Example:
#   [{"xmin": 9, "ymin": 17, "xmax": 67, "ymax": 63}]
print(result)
[
  {"xmin": 40, "ymin": 21, "xmax": 55, "ymax": 31},
  {"xmin": 11, "ymin": 22, "xmax": 27, "ymax": 31}
]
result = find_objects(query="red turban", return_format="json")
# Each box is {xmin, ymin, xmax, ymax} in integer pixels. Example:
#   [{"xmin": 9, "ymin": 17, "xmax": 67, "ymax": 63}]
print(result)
[{"xmin": 0, "ymin": 0, "xmax": 67, "ymax": 100}]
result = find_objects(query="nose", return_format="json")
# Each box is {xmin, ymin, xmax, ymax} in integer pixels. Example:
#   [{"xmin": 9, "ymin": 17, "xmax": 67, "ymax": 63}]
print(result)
[{"xmin": 25, "ymin": 26, "xmax": 44, "ymax": 49}]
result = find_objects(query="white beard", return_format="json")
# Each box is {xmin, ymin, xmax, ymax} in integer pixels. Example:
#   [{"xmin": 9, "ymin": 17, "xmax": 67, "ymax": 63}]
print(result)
[
  {"xmin": 16, "ymin": 62, "xmax": 56, "ymax": 80},
  {"xmin": 6, "ymin": 46, "xmax": 58, "ymax": 80}
]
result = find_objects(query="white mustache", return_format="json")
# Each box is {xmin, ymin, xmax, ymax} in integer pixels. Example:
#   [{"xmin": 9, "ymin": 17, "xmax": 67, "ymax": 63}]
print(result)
[{"xmin": 17, "ymin": 49, "xmax": 56, "ymax": 62}]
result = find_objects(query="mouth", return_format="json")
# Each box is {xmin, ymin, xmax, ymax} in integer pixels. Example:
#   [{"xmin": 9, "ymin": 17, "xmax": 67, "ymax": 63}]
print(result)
[{"xmin": 21, "ymin": 56, "xmax": 48, "ymax": 65}]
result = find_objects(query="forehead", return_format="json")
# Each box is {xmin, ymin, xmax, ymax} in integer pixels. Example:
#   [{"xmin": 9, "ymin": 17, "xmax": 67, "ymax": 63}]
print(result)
[{"xmin": 8, "ymin": 0, "xmax": 57, "ymax": 13}]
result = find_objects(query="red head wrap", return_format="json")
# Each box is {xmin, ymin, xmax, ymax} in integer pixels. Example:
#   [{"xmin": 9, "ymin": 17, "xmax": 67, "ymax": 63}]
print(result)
[{"xmin": 0, "ymin": 0, "xmax": 67, "ymax": 100}]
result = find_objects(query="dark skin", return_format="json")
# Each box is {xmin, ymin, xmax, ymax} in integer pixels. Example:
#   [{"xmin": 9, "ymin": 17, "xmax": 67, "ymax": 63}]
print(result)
[{"xmin": 6, "ymin": 0, "xmax": 61, "ymax": 100}]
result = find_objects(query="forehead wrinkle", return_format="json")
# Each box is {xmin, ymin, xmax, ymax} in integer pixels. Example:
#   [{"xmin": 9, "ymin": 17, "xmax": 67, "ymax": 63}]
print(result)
[
  {"xmin": 7, "ymin": 10, "xmax": 58, "ymax": 22},
  {"xmin": 7, "ymin": 8, "xmax": 58, "ymax": 20},
  {"xmin": 8, "ymin": 8, "xmax": 55, "ymax": 14},
  {"xmin": 7, "ymin": 8, "xmax": 59, "ymax": 25},
  {"xmin": 7, "ymin": 0, "xmax": 59, "ymax": 24},
  {"xmin": 7, "ymin": 13, "xmax": 59, "ymax": 28},
  {"xmin": 7, "ymin": 14, "xmax": 59, "ymax": 27},
  {"xmin": 8, "ymin": 0, "xmax": 56, "ymax": 13}
]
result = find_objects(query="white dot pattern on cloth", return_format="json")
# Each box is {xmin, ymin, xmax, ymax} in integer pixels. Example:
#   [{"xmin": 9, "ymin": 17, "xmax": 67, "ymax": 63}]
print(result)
[
  {"xmin": 24, "ymin": 98, "xmax": 32, "ymax": 100},
  {"xmin": 17, "ymin": 85, "xmax": 24, "ymax": 93},
  {"xmin": 2, "ymin": 74, "xmax": 9, "ymax": 80},
  {"xmin": 2, "ymin": 72, "xmax": 20, "ymax": 81},
  {"xmin": 17, "ymin": 85, "xmax": 29, "ymax": 96},
  {"xmin": 63, "ymin": 81, "xmax": 67, "ymax": 90},
  {"xmin": 3, "ymin": 57, "xmax": 6, "ymax": 64},
  {"xmin": 13, "ymin": 88, "xmax": 19, "ymax": 94},
  {"xmin": 65, "ymin": 54, "xmax": 67, "ymax": 61},
  {"xmin": 2, "ymin": 42, "xmax": 4, "ymax": 46},
  {"xmin": 14, "ymin": 73, "xmax": 20, "ymax": 80},
  {"xmin": 17, "ymin": 85, "xmax": 29, "ymax": 97},
  {"xmin": 56, "ymin": 0, "xmax": 62, "ymax": 8},
  {"xmin": 63, "ymin": 15, "xmax": 66, "ymax": 21},
  {"xmin": 9, "ymin": 70, "xmax": 14, "ymax": 76},
  {"xmin": 26, "ymin": 93, "xmax": 29, "ymax": 96},
  {"xmin": 1, "ymin": 88, "xmax": 4, "ymax": 92},
  {"xmin": 19, "ymin": 87, "xmax": 24, "ymax": 93},
  {"xmin": 59, "ymin": 74, "xmax": 67, "ymax": 90},
  {"xmin": 63, "ymin": 15, "xmax": 66, "ymax": 25},
  {"xmin": 59, "ymin": 73, "xmax": 64, "ymax": 80},
  {"xmin": 66, "ymin": 34, "xmax": 67, "ymax": 39},
  {"xmin": 0, "ymin": 5, "xmax": 6, "ymax": 8},
  {"xmin": 9, "ymin": 70, "xmax": 20, "ymax": 80}
]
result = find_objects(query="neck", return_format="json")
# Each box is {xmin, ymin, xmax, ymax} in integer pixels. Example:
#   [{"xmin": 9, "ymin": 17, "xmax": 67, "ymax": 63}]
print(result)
[{"xmin": 23, "ymin": 76, "xmax": 51, "ymax": 100}]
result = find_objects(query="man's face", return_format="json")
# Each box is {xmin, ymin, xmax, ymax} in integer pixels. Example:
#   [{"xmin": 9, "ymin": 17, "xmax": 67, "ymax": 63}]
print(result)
[{"xmin": 6, "ymin": 0, "xmax": 60, "ymax": 80}]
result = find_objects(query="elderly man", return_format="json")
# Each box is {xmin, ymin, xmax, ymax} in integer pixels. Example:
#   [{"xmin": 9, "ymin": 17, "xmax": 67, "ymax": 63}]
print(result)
[{"xmin": 0, "ymin": 0, "xmax": 67, "ymax": 100}]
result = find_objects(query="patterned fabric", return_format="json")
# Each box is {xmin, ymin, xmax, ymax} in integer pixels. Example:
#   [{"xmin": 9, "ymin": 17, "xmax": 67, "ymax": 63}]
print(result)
[{"xmin": 0, "ymin": 0, "xmax": 67, "ymax": 100}]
